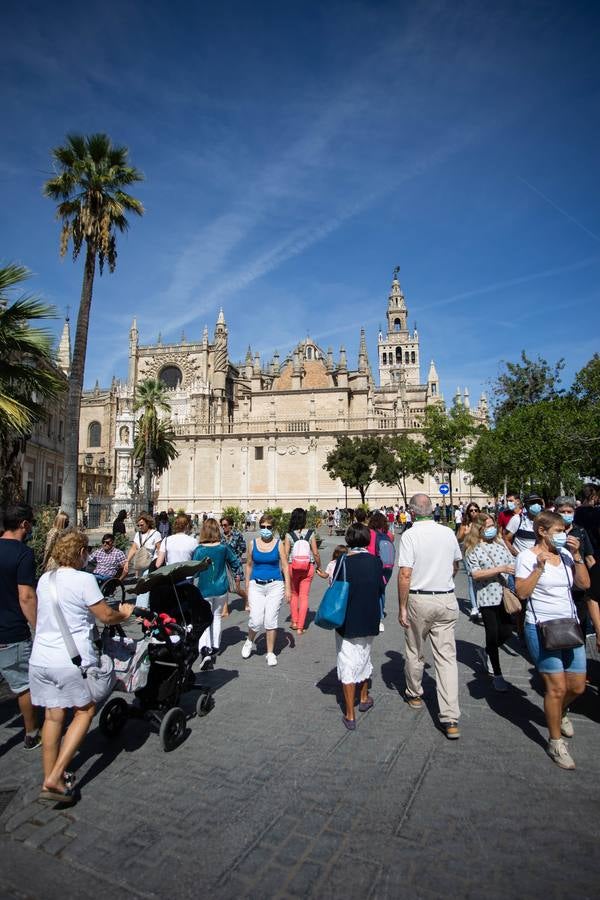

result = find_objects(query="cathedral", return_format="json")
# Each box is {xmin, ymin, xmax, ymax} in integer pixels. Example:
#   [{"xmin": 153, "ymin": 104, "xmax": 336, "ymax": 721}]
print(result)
[{"xmin": 76, "ymin": 272, "xmax": 488, "ymax": 513}]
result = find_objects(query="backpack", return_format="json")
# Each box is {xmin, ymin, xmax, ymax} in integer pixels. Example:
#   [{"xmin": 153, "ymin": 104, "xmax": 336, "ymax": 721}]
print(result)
[
  {"xmin": 290, "ymin": 530, "xmax": 313, "ymax": 572},
  {"xmin": 375, "ymin": 531, "xmax": 395, "ymax": 571}
]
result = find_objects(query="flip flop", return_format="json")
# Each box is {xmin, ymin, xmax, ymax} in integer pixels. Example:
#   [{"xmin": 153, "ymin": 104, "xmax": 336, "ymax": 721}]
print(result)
[
  {"xmin": 39, "ymin": 786, "xmax": 76, "ymax": 805},
  {"xmin": 358, "ymin": 698, "xmax": 374, "ymax": 712}
]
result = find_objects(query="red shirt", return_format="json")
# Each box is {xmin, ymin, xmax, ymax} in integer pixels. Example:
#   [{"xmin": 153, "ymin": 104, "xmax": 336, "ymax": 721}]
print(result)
[{"xmin": 497, "ymin": 510, "xmax": 513, "ymax": 530}]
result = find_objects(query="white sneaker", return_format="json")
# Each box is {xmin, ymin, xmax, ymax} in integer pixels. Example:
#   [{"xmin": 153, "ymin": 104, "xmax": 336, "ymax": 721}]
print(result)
[
  {"xmin": 547, "ymin": 738, "xmax": 575, "ymax": 770},
  {"xmin": 479, "ymin": 648, "xmax": 494, "ymax": 676},
  {"xmin": 492, "ymin": 675, "xmax": 509, "ymax": 692},
  {"xmin": 266, "ymin": 652, "xmax": 277, "ymax": 667},
  {"xmin": 379, "ymin": 621, "xmax": 385, "ymax": 632},
  {"xmin": 241, "ymin": 639, "xmax": 256, "ymax": 659},
  {"xmin": 560, "ymin": 714, "xmax": 574, "ymax": 738}
]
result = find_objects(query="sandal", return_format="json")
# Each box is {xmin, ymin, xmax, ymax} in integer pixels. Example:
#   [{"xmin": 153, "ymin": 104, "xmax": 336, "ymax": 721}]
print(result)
[
  {"xmin": 358, "ymin": 698, "xmax": 374, "ymax": 712},
  {"xmin": 342, "ymin": 716, "xmax": 356, "ymax": 731},
  {"xmin": 39, "ymin": 786, "xmax": 76, "ymax": 805}
]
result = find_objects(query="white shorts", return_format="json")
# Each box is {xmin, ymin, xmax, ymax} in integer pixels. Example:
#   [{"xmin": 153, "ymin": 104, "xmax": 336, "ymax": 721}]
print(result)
[
  {"xmin": 248, "ymin": 580, "xmax": 284, "ymax": 631},
  {"xmin": 335, "ymin": 634, "xmax": 373, "ymax": 684},
  {"xmin": 29, "ymin": 664, "xmax": 93, "ymax": 708}
]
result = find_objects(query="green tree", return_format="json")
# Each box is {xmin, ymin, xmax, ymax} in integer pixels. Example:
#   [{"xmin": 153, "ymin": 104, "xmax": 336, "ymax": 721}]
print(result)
[
  {"xmin": 43, "ymin": 133, "xmax": 144, "ymax": 521},
  {"xmin": 572, "ymin": 353, "xmax": 600, "ymax": 405},
  {"xmin": 376, "ymin": 435, "xmax": 430, "ymax": 506},
  {"xmin": 0, "ymin": 264, "xmax": 66, "ymax": 515},
  {"xmin": 492, "ymin": 350, "xmax": 564, "ymax": 419},
  {"xmin": 133, "ymin": 379, "xmax": 176, "ymax": 510},
  {"xmin": 464, "ymin": 428, "xmax": 511, "ymax": 498},
  {"xmin": 323, "ymin": 435, "xmax": 384, "ymax": 505}
]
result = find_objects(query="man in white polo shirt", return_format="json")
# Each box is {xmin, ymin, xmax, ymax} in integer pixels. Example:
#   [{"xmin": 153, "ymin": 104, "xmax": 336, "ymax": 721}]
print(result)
[{"xmin": 398, "ymin": 493, "xmax": 463, "ymax": 739}]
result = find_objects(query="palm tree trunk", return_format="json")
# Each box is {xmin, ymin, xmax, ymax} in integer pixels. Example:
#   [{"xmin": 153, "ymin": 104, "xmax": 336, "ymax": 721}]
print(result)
[
  {"xmin": 62, "ymin": 243, "xmax": 96, "ymax": 522},
  {"xmin": 144, "ymin": 429, "xmax": 152, "ymax": 512}
]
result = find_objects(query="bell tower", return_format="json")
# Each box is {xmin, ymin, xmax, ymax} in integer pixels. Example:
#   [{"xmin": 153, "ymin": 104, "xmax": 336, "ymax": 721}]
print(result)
[{"xmin": 378, "ymin": 267, "xmax": 421, "ymax": 388}]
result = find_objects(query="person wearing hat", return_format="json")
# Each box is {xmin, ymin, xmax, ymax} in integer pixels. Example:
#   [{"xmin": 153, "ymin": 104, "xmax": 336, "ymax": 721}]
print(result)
[{"xmin": 505, "ymin": 492, "xmax": 545, "ymax": 557}]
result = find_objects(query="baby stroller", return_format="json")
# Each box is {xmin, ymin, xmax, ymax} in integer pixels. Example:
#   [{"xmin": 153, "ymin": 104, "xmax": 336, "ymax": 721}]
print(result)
[{"xmin": 99, "ymin": 559, "xmax": 215, "ymax": 751}]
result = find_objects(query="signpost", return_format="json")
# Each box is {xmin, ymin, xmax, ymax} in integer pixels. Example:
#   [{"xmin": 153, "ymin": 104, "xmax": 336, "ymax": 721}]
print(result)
[{"xmin": 439, "ymin": 483, "xmax": 450, "ymax": 496}]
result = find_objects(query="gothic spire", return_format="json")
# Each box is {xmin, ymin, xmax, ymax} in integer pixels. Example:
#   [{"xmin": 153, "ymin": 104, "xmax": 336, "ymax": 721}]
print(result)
[{"xmin": 57, "ymin": 315, "xmax": 71, "ymax": 376}]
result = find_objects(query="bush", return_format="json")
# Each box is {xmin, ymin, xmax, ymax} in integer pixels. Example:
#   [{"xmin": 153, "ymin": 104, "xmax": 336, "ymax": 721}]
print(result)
[
  {"xmin": 113, "ymin": 532, "xmax": 129, "ymax": 552},
  {"xmin": 263, "ymin": 506, "xmax": 286, "ymax": 536},
  {"xmin": 221, "ymin": 505, "xmax": 246, "ymax": 531}
]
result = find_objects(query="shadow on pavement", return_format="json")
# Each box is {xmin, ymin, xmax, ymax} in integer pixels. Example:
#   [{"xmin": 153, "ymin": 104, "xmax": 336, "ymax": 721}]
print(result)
[
  {"xmin": 381, "ymin": 650, "xmax": 406, "ymax": 696},
  {"xmin": 315, "ymin": 666, "xmax": 344, "ymax": 713},
  {"xmin": 74, "ymin": 715, "xmax": 151, "ymax": 790},
  {"xmin": 219, "ymin": 625, "xmax": 247, "ymax": 652}
]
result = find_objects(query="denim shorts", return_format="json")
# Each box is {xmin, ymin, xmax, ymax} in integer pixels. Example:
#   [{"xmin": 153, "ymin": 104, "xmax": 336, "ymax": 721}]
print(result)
[
  {"xmin": 524, "ymin": 622, "xmax": 586, "ymax": 674},
  {"xmin": 0, "ymin": 639, "xmax": 32, "ymax": 694}
]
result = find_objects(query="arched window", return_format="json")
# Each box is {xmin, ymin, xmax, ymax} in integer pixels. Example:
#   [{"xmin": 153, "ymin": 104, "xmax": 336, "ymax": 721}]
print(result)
[
  {"xmin": 306, "ymin": 346, "xmax": 313, "ymax": 360},
  {"xmin": 431, "ymin": 383, "xmax": 437, "ymax": 396},
  {"xmin": 411, "ymin": 351, "xmax": 416, "ymax": 364},
  {"xmin": 395, "ymin": 347, "xmax": 402, "ymax": 363},
  {"xmin": 382, "ymin": 352, "xmax": 387, "ymax": 365},
  {"xmin": 88, "ymin": 421, "xmax": 101, "ymax": 447},
  {"xmin": 159, "ymin": 365, "xmax": 183, "ymax": 389},
  {"xmin": 394, "ymin": 318, "xmax": 401, "ymax": 332},
  {"xmin": 405, "ymin": 351, "xmax": 410, "ymax": 364}
]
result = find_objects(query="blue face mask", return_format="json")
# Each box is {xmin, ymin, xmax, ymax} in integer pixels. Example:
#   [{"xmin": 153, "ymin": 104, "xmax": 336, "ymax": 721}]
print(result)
[
  {"xmin": 561, "ymin": 513, "xmax": 574, "ymax": 526},
  {"xmin": 507, "ymin": 501, "xmax": 515, "ymax": 511},
  {"xmin": 528, "ymin": 503, "xmax": 542, "ymax": 517},
  {"xmin": 260, "ymin": 527, "xmax": 273, "ymax": 540},
  {"xmin": 483, "ymin": 527, "xmax": 498, "ymax": 540},
  {"xmin": 552, "ymin": 533, "xmax": 567, "ymax": 549}
]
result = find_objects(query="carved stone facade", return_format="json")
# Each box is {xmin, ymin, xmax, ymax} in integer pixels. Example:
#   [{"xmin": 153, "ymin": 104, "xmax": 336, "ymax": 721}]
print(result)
[{"xmin": 77, "ymin": 273, "xmax": 489, "ymax": 511}]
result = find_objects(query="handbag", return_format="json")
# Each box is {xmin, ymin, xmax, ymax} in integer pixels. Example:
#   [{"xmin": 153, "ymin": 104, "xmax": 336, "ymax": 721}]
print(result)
[
  {"xmin": 315, "ymin": 557, "xmax": 349, "ymax": 630},
  {"xmin": 48, "ymin": 571, "xmax": 117, "ymax": 703},
  {"xmin": 226, "ymin": 561, "xmax": 238, "ymax": 593},
  {"xmin": 529, "ymin": 556, "xmax": 584, "ymax": 651},
  {"xmin": 502, "ymin": 585, "xmax": 522, "ymax": 615},
  {"xmin": 132, "ymin": 530, "xmax": 156, "ymax": 575}
]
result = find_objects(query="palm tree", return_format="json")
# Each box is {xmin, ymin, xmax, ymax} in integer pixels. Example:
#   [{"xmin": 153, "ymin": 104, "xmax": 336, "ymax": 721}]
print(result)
[
  {"xmin": 43, "ymin": 133, "xmax": 144, "ymax": 521},
  {"xmin": 0, "ymin": 263, "xmax": 66, "ymax": 514},
  {"xmin": 133, "ymin": 379, "xmax": 176, "ymax": 511}
]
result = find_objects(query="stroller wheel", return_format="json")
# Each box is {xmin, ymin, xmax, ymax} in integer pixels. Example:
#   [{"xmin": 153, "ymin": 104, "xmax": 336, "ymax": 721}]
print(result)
[
  {"xmin": 99, "ymin": 697, "xmax": 129, "ymax": 738},
  {"xmin": 196, "ymin": 691, "xmax": 214, "ymax": 717},
  {"xmin": 159, "ymin": 707, "xmax": 186, "ymax": 752}
]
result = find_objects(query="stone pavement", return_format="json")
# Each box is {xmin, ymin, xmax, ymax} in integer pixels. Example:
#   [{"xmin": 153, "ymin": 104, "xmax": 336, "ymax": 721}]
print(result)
[{"xmin": 1, "ymin": 533, "xmax": 599, "ymax": 899}]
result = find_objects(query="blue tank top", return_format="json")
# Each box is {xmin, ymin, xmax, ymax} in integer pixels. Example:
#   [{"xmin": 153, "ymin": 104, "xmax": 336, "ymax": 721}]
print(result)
[{"xmin": 252, "ymin": 539, "xmax": 282, "ymax": 581}]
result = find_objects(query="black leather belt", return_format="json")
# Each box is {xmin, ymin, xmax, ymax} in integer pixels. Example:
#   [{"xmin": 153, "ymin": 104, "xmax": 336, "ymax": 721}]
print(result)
[
  {"xmin": 409, "ymin": 589, "xmax": 454, "ymax": 595},
  {"xmin": 254, "ymin": 578, "xmax": 278, "ymax": 585}
]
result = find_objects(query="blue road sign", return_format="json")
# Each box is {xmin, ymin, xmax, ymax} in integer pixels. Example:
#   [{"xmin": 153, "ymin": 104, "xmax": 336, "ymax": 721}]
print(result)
[{"xmin": 439, "ymin": 483, "xmax": 450, "ymax": 496}]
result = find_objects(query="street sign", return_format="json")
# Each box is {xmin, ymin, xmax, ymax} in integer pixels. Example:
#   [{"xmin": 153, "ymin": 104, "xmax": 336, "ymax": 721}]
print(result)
[{"xmin": 439, "ymin": 483, "xmax": 450, "ymax": 496}]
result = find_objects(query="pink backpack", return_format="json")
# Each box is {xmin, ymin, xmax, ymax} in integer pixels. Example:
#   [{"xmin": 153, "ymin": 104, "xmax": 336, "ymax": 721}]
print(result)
[{"xmin": 290, "ymin": 530, "xmax": 313, "ymax": 572}]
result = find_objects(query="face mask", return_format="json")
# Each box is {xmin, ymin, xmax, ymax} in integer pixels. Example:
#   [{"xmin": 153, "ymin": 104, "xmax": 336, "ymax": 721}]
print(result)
[
  {"xmin": 507, "ymin": 501, "xmax": 515, "ymax": 511},
  {"xmin": 561, "ymin": 513, "xmax": 574, "ymax": 526},
  {"xmin": 483, "ymin": 527, "xmax": 498, "ymax": 540},
  {"xmin": 528, "ymin": 503, "xmax": 542, "ymax": 516},
  {"xmin": 260, "ymin": 528, "xmax": 273, "ymax": 540},
  {"xmin": 551, "ymin": 533, "xmax": 567, "ymax": 549}
]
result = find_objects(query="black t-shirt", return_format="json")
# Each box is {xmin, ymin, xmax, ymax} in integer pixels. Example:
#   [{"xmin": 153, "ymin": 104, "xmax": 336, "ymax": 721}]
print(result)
[
  {"xmin": 335, "ymin": 551, "xmax": 383, "ymax": 639},
  {"xmin": 0, "ymin": 538, "xmax": 36, "ymax": 642},
  {"xmin": 112, "ymin": 517, "xmax": 126, "ymax": 535},
  {"xmin": 574, "ymin": 506, "xmax": 600, "ymax": 555},
  {"xmin": 570, "ymin": 525, "xmax": 595, "ymax": 601}
]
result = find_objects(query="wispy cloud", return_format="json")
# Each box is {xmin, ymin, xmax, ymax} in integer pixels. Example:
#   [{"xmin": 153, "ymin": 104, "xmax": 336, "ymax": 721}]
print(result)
[{"xmin": 519, "ymin": 177, "xmax": 600, "ymax": 243}]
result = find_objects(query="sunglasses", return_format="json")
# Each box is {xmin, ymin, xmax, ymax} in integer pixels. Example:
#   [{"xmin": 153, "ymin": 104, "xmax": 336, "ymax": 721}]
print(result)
[
  {"xmin": 102, "ymin": 539, "xmax": 113, "ymax": 545},
  {"xmin": 220, "ymin": 522, "xmax": 230, "ymax": 527}
]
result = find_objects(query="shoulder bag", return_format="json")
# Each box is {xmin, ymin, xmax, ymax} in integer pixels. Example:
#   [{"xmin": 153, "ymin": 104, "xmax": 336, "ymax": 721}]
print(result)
[
  {"xmin": 48, "ymin": 570, "xmax": 116, "ymax": 703},
  {"xmin": 315, "ymin": 556, "xmax": 349, "ymax": 630},
  {"xmin": 132, "ymin": 530, "xmax": 156, "ymax": 575},
  {"xmin": 529, "ymin": 556, "xmax": 584, "ymax": 650}
]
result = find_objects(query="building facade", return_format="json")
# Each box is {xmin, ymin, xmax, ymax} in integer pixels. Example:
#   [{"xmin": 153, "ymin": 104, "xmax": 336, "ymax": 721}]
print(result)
[{"xmin": 77, "ymin": 273, "xmax": 488, "ymax": 514}]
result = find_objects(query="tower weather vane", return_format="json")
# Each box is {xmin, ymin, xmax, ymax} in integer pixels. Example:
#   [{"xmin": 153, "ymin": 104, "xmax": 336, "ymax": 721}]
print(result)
[{"xmin": 393, "ymin": 265, "xmax": 400, "ymax": 279}]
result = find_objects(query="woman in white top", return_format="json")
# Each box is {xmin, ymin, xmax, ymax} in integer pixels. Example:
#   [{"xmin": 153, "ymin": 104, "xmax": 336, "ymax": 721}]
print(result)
[
  {"xmin": 515, "ymin": 509, "xmax": 590, "ymax": 770},
  {"xmin": 122, "ymin": 512, "xmax": 162, "ymax": 579},
  {"xmin": 154, "ymin": 514, "xmax": 197, "ymax": 567},
  {"xmin": 29, "ymin": 532, "xmax": 134, "ymax": 805}
]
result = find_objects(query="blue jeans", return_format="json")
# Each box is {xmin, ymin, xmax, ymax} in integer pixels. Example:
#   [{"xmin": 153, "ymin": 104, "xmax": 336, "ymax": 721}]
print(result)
[{"xmin": 467, "ymin": 575, "xmax": 478, "ymax": 615}]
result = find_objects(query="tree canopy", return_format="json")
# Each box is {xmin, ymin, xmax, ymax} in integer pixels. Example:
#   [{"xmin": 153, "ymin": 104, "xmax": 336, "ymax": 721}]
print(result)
[
  {"xmin": 376, "ymin": 435, "xmax": 429, "ymax": 506},
  {"xmin": 492, "ymin": 350, "xmax": 564, "ymax": 419},
  {"xmin": 323, "ymin": 435, "xmax": 384, "ymax": 504}
]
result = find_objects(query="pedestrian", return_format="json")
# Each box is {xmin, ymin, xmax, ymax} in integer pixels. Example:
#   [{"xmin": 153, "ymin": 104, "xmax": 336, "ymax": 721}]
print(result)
[
  {"xmin": 156, "ymin": 511, "xmax": 171, "ymax": 540},
  {"xmin": 327, "ymin": 510, "xmax": 335, "ymax": 536},
  {"xmin": 497, "ymin": 491, "xmax": 519, "ymax": 532},
  {"xmin": 193, "ymin": 518, "xmax": 243, "ymax": 669},
  {"xmin": 433, "ymin": 503, "xmax": 441, "ymax": 523},
  {"xmin": 155, "ymin": 514, "xmax": 197, "ymax": 567},
  {"xmin": 454, "ymin": 505, "xmax": 463, "ymax": 529},
  {"xmin": 283, "ymin": 507, "xmax": 322, "ymax": 634},
  {"xmin": 515, "ymin": 510, "xmax": 590, "ymax": 769},
  {"xmin": 112, "ymin": 509, "xmax": 128, "ymax": 537},
  {"xmin": 397, "ymin": 494, "xmax": 463, "ymax": 739},
  {"xmin": 41, "ymin": 511, "xmax": 71, "ymax": 572},
  {"xmin": 219, "ymin": 515, "xmax": 248, "ymax": 615},
  {"xmin": 87, "ymin": 533, "xmax": 126, "ymax": 584},
  {"xmin": 317, "ymin": 545, "xmax": 347, "ymax": 583},
  {"xmin": 456, "ymin": 502, "xmax": 481, "ymax": 623},
  {"xmin": 554, "ymin": 496, "xmax": 596, "ymax": 635},
  {"xmin": 463, "ymin": 513, "xmax": 515, "ymax": 691},
  {"xmin": 574, "ymin": 483, "xmax": 600, "ymax": 556},
  {"xmin": 30, "ymin": 531, "xmax": 134, "ymax": 803},
  {"xmin": 122, "ymin": 513, "xmax": 161, "ymax": 580},
  {"xmin": 367, "ymin": 511, "xmax": 395, "ymax": 632},
  {"xmin": 242, "ymin": 514, "xmax": 291, "ymax": 667},
  {"xmin": 332, "ymin": 523, "xmax": 382, "ymax": 730},
  {"xmin": 505, "ymin": 492, "xmax": 545, "ymax": 556},
  {"xmin": 0, "ymin": 505, "xmax": 41, "ymax": 750}
]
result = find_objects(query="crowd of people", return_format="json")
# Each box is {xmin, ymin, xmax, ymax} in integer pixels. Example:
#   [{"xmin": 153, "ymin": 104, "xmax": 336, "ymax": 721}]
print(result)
[{"xmin": 1, "ymin": 483, "xmax": 599, "ymax": 805}]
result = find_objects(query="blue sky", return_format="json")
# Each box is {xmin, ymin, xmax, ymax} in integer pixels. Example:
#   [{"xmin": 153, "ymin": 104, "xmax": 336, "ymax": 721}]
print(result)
[{"xmin": 2, "ymin": 0, "xmax": 599, "ymax": 403}]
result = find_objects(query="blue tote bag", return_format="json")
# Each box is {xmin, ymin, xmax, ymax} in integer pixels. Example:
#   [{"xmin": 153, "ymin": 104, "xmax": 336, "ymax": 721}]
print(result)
[{"xmin": 315, "ymin": 557, "xmax": 349, "ymax": 630}]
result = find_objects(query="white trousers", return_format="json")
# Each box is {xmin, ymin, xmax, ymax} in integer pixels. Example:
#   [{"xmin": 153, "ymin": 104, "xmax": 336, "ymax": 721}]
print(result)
[
  {"xmin": 198, "ymin": 594, "xmax": 228, "ymax": 651},
  {"xmin": 248, "ymin": 580, "xmax": 284, "ymax": 632}
]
